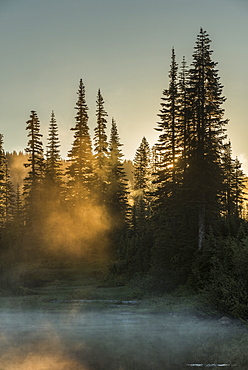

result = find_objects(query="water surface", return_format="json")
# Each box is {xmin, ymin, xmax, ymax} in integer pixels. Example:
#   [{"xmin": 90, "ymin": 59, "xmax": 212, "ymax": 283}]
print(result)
[{"xmin": 0, "ymin": 305, "xmax": 246, "ymax": 369}]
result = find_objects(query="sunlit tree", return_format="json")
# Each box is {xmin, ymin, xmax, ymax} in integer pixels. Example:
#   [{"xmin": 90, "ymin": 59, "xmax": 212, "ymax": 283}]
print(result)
[
  {"xmin": 0, "ymin": 135, "xmax": 6, "ymax": 226},
  {"xmin": 0, "ymin": 135, "xmax": 15, "ymax": 227},
  {"xmin": 232, "ymin": 157, "xmax": 246, "ymax": 218},
  {"xmin": 13, "ymin": 183, "xmax": 24, "ymax": 227},
  {"xmin": 23, "ymin": 110, "xmax": 44, "ymax": 224},
  {"xmin": 119, "ymin": 137, "xmax": 153, "ymax": 276},
  {"xmin": 66, "ymin": 79, "xmax": 94, "ymax": 202},
  {"xmin": 132, "ymin": 137, "xmax": 151, "ymax": 225},
  {"xmin": 94, "ymin": 89, "xmax": 109, "ymax": 202},
  {"xmin": 221, "ymin": 142, "xmax": 246, "ymax": 222},
  {"xmin": 107, "ymin": 118, "xmax": 129, "ymax": 228},
  {"xmin": 39, "ymin": 110, "xmax": 64, "ymax": 225},
  {"xmin": 155, "ymin": 47, "xmax": 180, "ymax": 202},
  {"xmin": 45, "ymin": 110, "xmax": 63, "ymax": 185}
]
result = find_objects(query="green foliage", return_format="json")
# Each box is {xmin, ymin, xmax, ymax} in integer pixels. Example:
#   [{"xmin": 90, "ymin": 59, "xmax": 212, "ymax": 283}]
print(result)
[
  {"xmin": 0, "ymin": 135, "xmax": 15, "ymax": 225},
  {"xmin": 45, "ymin": 110, "xmax": 63, "ymax": 185},
  {"xmin": 186, "ymin": 224, "xmax": 248, "ymax": 319},
  {"xmin": 155, "ymin": 47, "xmax": 180, "ymax": 200},
  {"xmin": 107, "ymin": 118, "xmax": 129, "ymax": 230},
  {"xmin": 150, "ymin": 209, "xmax": 196, "ymax": 292},
  {"xmin": 66, "ymin": 79, "xmax": 95, "ymax": 201},
  {"xmin": 94, "ymin": 88, "xmax": 109, "ymax": 202},
  {"xmin": 0, "ymin": 30, "xmax": 248, "ymax": 325},
  {"xmin": 23, "ymin": 111, "xmax": 44, "ymax": 188},
  {"xmin": 206, "ymin": 235, "xmax": 248, "ymax": 319}
]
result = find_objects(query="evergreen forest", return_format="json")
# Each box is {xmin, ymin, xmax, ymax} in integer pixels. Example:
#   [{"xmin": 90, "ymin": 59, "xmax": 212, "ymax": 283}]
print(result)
[{"xmin": 1, "ymin": 29, "xmax": 248, "ymax": 319}]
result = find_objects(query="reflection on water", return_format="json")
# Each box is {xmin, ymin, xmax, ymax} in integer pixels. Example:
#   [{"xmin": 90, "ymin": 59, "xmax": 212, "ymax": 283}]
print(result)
[{"xmin": 0, "ymin": 308, "xmax": 247, "ymax": 369}]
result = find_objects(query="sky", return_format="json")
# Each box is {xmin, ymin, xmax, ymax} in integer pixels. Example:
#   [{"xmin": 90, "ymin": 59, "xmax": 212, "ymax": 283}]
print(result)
[{"xmin": 0, "ymin": 0, "xmax": 247, "ymax": 170}]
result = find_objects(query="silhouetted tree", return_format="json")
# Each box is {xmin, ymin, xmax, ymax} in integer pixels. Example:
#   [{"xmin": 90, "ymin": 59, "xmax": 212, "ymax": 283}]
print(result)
[
  {"xmin": 155, "ymin": 47, "xmax": 180, "ymax": 203},
  {"xmin": 107, "ymin": 118, "xmax": 129, "ymax": 228},
  {"xmin": 45, "ymin": 110, "xmax": 63, "ymax": 185},
  {"xmin": 132, "ymin": 137, "xmax": 151, "ymax": 225},
  {"xmin": 177, "ymin": 56, "xmax": 191, "ymax": 176},
  {"xmin": 66, "ymin": 79, "xmax": 94, "ymax": 202},
  {"xmin": 186, "ymin": 28, "xmax": 228, "ymax": 249},
  {"xmin": 23, "ymin": 110, "xmax": 44, "ymax": 224},
  {"xmin": 0, "ymin": 135, "xmax": 15, "ymax": 227},
  {"xmin": 232, "ymin": 157, "xmax": 246, "ymax": 218},
  {"xmin": 94, "ymin": 89, "xmax": 109, "ymax": 202}
]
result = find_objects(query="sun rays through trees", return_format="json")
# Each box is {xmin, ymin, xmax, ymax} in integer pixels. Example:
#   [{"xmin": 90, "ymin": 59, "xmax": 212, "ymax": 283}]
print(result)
[{"xmin": 0, "ymin": 29, "xmax": 247, "ymax": 318}]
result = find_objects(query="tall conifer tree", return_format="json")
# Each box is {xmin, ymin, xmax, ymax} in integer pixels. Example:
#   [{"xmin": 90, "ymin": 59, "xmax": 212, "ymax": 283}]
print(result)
[
  {"xmin": 45, "ymin": 111, "xmax": 63, "ymax": 185},
  {"xmin": 41, "ymin": 110, "xmax": 64, "ymax": 221},
  {"xmin": 0, "ymin": 135, "xmax": 15, "ymax": 226},
  {"xmin": 66, "ymin": 79, "xmax": 94, "ymax": 202},
  {"xmin": 23, "ymin": 110, "xmax": 44, "ymax": 224},
  {"xmin": 107, "ymin": 118, "xmax": 129, "ymax": 227},
  {"xmin": 155, "ymin": 48, "xmax": 180, "ymax": 204},
  {"xmin": 177, "ymin": 56, "xmax": 191, "ymax": 175},
  {"xmin": 187, "ymin": 28, "xmax": 228, "ymax": 249},
  {"xmin": 132, "ymin": 137, "xmax": 152, "ymax": 225},
  {"xmin": 232, "ymin": 157, "xmax": 246, "ymax": 218},
  {"xmin": 23, "ymin": 111, "xmax": 44, "ymax": 189},
  {"xmin": 94, "ymin": 89, "xmax": 109, "ymax": 201}
]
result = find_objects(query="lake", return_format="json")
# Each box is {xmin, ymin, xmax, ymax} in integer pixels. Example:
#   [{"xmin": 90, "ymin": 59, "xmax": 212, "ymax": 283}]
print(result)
[{"xmin": 0, "ymin": 303, "xmax": 246, "ymax": 369}]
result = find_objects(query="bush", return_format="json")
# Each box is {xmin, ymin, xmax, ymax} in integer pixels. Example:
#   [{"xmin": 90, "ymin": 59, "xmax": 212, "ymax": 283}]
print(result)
[{"xmin": 206, "ymin": 236, "xmax": 248, "ymax": 320}]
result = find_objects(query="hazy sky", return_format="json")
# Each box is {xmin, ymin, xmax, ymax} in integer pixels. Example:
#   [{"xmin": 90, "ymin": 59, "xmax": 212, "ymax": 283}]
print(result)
[{"xmin": 0, "ymin": 0, "xmax": 247, "ymax": 170}]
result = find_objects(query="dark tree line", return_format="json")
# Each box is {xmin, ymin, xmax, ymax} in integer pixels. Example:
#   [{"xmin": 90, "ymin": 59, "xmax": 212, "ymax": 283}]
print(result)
[
  {"xmin": 0, "ymin": 29, "xmax": 248, "ymax": 318},
  {"xmin": 113, "ymin": 30, "xmax": 248, "ymax": 318}
]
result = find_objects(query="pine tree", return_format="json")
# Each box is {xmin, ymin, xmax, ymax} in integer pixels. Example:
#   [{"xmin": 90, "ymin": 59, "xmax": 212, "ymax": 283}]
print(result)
[
  {"xmin": 177, "ymin": 56, "xmax": 191, "ymax": 175},
  {"xmin": 152, "ymin": 48, "xmax": 183, "ymax": 265},
  {"xmin": 66, "ymin": 79, "xmax": 94, "ymax": 202},
  {"xmin": 220, "ymin": 150, "xmax": 246, "ymax": 222},
  {"xmin": 23, "ymin": 111, "xmax": 44, "ymax": 191},
  {"xmin": 40, "ymin": 110, "xmax": 64, "ymax": 224},
  {"xmin": 94, "ymin": 89, "xmax": 109, "ymax": 201},
  {"xmin": 45, "ymin": 111, "xmax": 63, "ymax": 185},
  {"xmin": 9, "ymin": 183, "xmax": 25, "ymax": 256},
  {"xmin": 155, "ymin": 48, "xmax": 180, "ymax": 208},
  {"xmin": 13, "ymin": 183, "xmax": 24, "ymax": 227},
  {"xmin": 150, "ymin": 30, "xmax": 229, "ymax": 290},
  {"xmin": 149, "ymin": 50, "xmax": 189, "ymax": 287},
  {"xmin": 0, "ymin": 135, "xmax": 15, "ymax": 227},
  {"xmin": 186, "ymin": 28, "xmax": 228, "ymax": 249},
  {"xmin": 3, "ymin": 162, "xmax": 15, "ymax": 224},
  {"xmin": 133, "ymin": 137, "xmax": 150, "ymax": 191},
  {"xmin": 221, "ymin": 141, "xmax": 235, "ymax": 218},
  {"xmin": 0, "ymin": 135, "xmax": 6, "ymax": 226},
  {"xmin": 132, "ymin": 137, "xmax": 151, "ymax": 225},
  {"xmin": 232, "ymin": 157, "xmax": 246, "ymax": 218},
  {"xmin": 107, "ymin": 118, "xmax": 129, "ymax": 228},
  {"xmin": 23, "ymin": 110, "xmax": 44, "ymax": 224},
  {"xmin": 119, "ymin": 137, "xmax": 153, "ymax": 276}
]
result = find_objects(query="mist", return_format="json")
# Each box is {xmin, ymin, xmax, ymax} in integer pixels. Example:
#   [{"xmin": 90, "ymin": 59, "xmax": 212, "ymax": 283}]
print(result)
[
  {"xmin": 41, "ymin": 200, "xmax": 112, "ymax": 259},
  {"xmin": 6, "ymin": 151, "xmax": 28, "ymax": 188},
  {"xmin": 0, "ymin": 306, "xmax": 246, "ymax": 369}
]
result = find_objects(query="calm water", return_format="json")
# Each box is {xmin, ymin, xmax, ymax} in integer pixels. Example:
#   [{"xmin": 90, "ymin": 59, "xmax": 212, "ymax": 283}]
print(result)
[{"xmin": 0, "ymin": 307, "xmax": 246, "ymax": 369}]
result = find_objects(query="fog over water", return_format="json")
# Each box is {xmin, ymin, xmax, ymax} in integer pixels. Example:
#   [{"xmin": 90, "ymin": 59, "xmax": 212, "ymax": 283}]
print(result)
[{"xmin": 0, "ymin": 305, "xmax": 246, "ymax": 369}]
